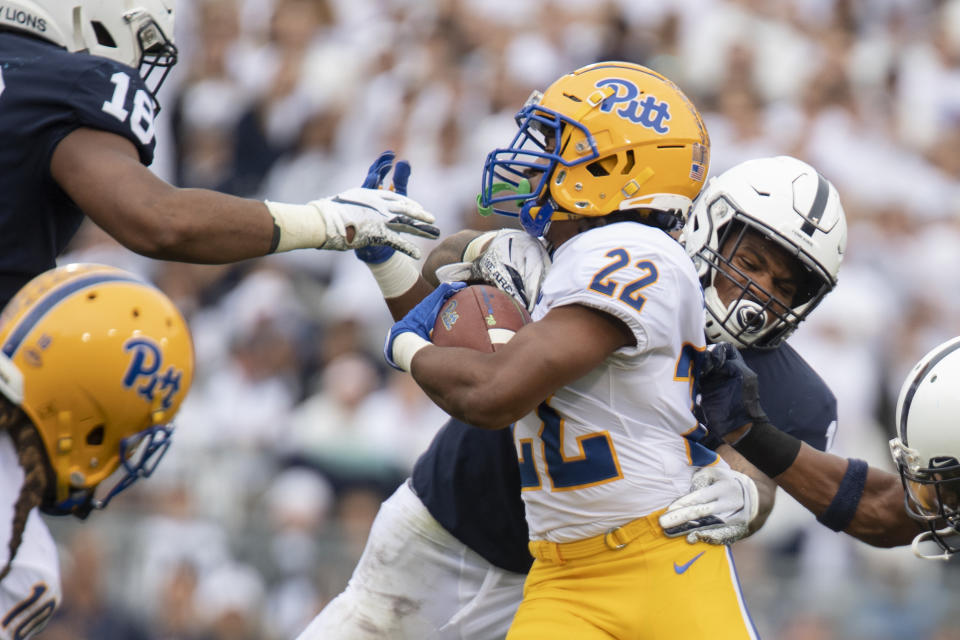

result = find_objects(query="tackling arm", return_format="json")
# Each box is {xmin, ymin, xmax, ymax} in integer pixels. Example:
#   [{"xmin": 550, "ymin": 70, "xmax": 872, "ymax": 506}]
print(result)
[
  {"xmin": 699, "ymin": 344, "xmax": 924, "ymax": 547},
  {"xmin": 51, "ymin": 128, "xmax": 276, "ymax": 261},
  {"xmin": 397, "ymin": 226, "xmax": 544, "ymax": 321},
  {"xmin": 772, "ymin": 442, "xmax": 923, "ymax": 547},
  {"xmin": 717, "ymin": 444, "xmax": 776, "ymax": 534},
  {"xmin": 50, "ymin": 130, "xmax": 437, "ymax": 263},
  {"xmin": 371, "ymin": 230, "xmax": 489, "ymax": 322}
]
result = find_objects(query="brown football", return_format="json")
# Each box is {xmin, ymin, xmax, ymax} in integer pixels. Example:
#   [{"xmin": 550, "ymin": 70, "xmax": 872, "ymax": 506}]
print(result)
[{"xmin": 431, "ymin": 285, "xmax": 532, "ymax": 352}]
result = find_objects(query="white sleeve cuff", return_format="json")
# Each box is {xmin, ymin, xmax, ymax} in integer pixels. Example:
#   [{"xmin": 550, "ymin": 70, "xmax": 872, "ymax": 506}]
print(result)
[
  {"xmin": 367, "ymin": 252, "xmax": 421, "ymax": 298},
  {"xmin": 392, "ymin": 333, "xmax": 431, "ymax": 372},
  {"xmin": 462, "ymin": 231, "xmax": 499, "ymax": 262},
  {"xmin": 265, "ymin": 200, "xmax": 327, "ymax": 252}
]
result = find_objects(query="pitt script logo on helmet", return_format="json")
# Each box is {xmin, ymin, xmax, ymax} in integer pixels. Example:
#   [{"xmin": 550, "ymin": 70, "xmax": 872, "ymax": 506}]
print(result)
[
  {"xmin": 594, "ymin": 78, "xmax": 672, "ymax": 133},
  {"xmin": 0, "ymin": 1, "xmax": 178, "ymax": 102},
  {"xmin": 0, "ymin": 263, "xmax": 194, "ymax": 518},
  {"xmin": 479, "ymin": 61, "xmax": 710, "ymax": 237},
  {"xmin": 124, "ymin": 336, "xmax": 184, "ymax": 411}
]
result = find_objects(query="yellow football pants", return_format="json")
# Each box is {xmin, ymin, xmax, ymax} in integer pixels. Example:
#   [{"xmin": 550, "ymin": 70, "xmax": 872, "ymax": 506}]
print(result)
[{"xmin": 508, "ymin": 511, "xmax": 759, "ymax": 640}]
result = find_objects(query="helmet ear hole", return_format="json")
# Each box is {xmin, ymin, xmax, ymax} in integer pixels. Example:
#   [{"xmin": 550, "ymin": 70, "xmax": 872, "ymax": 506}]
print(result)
[
  {"xmin": 86, "ymin": 425, "xmax": 105, "ymax": 446},
  {"xmin": 586, "ymin": 156, "xmax": 616, "ymax": 177},
  {"xmin": 91, "ymin": 22, "xmax": 117, "ymax": 48}
]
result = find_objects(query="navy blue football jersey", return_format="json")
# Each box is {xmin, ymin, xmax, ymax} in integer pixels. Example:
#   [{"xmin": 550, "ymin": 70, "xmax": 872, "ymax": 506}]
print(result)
[
  {"xmin": 411, "ymin": 419, "xmax": 532, "ymax": 574},
  {"xmin": 741, "ymin": 342, "xmax": 836, "ymax": 451},
  {"xmin": 411, "ymin": 339, "xmax": 836, "ymax": 574},
  {"xmin": 0, "ymin": 32, "xmax": 156, "ymax": 306}
]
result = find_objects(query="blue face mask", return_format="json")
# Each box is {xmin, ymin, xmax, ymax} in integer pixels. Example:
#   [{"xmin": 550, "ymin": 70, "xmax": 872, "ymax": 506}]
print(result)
[
  {"xmin": 44, "ymin": 423, "xmax": 174, "ymax": 519},
  {"xmin": 478, "ymin": 100, "xmax": 599, "ymax": 238}
]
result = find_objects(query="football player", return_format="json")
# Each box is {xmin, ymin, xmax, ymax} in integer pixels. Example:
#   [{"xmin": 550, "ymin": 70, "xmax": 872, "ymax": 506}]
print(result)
[
  {"xmin": 388, "ymin": 61, "xmax": 756, "ymax": 639},
  {"xmin": 0, "ymin": 1, "xmax": 438, "ymax": 308},
  {"xmin": 298, "ymin": 151, "xmax": 846, "ymax": 638},
  {"xmin": 696, "ymin": 333, "xmax": 959, "ymax": 560},
  {"xmin": 0, "ymin": 263, "xmax": 194, "ymax": 640}
]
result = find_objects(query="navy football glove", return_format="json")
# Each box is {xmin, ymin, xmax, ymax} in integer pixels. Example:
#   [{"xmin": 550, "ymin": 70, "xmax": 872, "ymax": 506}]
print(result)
[{"xmin": 698, "ymin": 342, "xmax": 768, "ymax": 440}]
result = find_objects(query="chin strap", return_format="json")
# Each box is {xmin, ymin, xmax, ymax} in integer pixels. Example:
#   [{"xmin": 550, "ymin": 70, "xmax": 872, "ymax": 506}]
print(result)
[
  {"xmin": 520, "ymin": 199, "xmax": 555, "ymax": 237},
  {"xmin": 912, "ymin": 527, "xmax": 960, "ymax": 561}
]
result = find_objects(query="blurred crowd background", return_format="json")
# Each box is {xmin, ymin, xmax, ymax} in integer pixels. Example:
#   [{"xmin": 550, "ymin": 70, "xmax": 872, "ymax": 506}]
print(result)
[{"xmin": 39, "ymin": 0, "xmax": 960, "ymax": 638}]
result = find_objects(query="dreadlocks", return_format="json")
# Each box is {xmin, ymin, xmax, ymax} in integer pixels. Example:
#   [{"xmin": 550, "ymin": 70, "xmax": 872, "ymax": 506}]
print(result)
[{"xmin": 0, "ymin": 406, "xmax": 48, "ymax": 583}]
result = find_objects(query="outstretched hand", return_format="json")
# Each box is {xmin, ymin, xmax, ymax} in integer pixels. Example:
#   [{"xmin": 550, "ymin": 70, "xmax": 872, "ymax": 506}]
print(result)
[
  {"xmin": 266, "ymin": 152, "xmax": 438, "ymax": 258},
  {"xmin": 354, "ymin": 151, "xmax": 431, "ymax": 263}
]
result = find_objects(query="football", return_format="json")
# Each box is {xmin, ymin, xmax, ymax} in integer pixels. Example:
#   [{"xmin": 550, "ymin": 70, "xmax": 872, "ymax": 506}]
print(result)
[{"xmin": 432, "ymin": 284, "xmax": 532, "ymax": 352}]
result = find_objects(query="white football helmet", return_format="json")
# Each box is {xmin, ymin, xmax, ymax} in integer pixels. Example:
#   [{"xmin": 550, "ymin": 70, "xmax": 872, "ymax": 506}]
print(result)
[
  {"xmin": 0, "ymin": 1, "xmax": 177, "ymax": 99},
  {"xmin": 890, "ymin": 336, "xmax": 960, "ymax": 560},
  {"xmin": 682, "ymin": 156, "xmax": 847, "ymax": 349}
]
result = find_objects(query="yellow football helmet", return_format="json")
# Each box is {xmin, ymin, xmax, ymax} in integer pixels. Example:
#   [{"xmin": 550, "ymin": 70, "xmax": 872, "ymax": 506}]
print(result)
[
  {"xmin": 0, "ymin": 264, "xmax": 194, "ymax": 517},
  {"xmin": 479, "ymin": 61, "xmax": 710, "ymax": 237}
]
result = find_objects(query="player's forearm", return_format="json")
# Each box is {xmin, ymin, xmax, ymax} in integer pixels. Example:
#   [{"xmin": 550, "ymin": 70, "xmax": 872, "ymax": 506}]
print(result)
[
  {"xmin": 365, "ymin": 230, "xmax": 486, "ymax": 321},
  {"xmin": 131, "ymin": 188, "xmax": 277, "ymax": 262},
  {"xmin": 409, "ymin": 347, "xmax": 533, "ymax": 429},
  {"xmin": 53, "ymin": 127, "xmax": 276, "ymax": 261},
  {"xmin": 381, "ymin": 279, "xmax": 436, "ymax": 321},
  {"xmin": 422, "ymin": 230, "xmax": 486, "ymax": 286},
  {"xmin": 774, "ymin": 444, "xmax": 849, "ymax": 514},
  {"xmin": 717, "ymin": 444, "xmax": 776, "ymax": 534},
  {"xmin": 774, "ymin": 444, "xmax": 921, "ymax": 546},
  {"xmin": 837, "ymin": 467, "xmax": 924, "ymax": 547}
]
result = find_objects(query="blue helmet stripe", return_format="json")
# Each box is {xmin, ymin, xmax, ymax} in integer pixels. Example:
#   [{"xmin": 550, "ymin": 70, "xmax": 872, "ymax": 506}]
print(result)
[
  {"xmin": 2, "ymin": 273, "xmax": 143, "ymax": 358},
  {"xmin": 800, "ymin": 172, "xmax": 830, "ymax": 237}
]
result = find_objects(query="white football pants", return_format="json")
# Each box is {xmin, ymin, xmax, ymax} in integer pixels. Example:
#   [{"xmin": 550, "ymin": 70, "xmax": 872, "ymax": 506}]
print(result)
[{"xmin": 296, "ymin": 480, "xmax": 526, "ymax": 640}]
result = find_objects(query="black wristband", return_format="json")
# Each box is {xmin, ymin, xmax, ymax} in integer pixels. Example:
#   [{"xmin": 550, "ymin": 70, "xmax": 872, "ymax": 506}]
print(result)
[
  {"xmin": 268, "ymin": 222, "xmax": 282, "ymax": 254},
  {"xmin": 732, "ymin": 420, "xmax": 802, "ymax": 478},
  {"xmin": 817, "ymin": 458, "xmax": 869, "ymax": 532}
]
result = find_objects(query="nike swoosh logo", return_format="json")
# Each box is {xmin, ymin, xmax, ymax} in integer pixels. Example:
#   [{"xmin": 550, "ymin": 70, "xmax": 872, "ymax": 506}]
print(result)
[{"xmin": 674, "ymin": 551, "xmax": 706, "ymax": 575}]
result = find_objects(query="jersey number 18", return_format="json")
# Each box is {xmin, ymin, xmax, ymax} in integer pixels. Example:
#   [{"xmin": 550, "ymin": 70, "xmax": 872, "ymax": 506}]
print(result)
[{"xmin": 101, "ymin": 71, "xmax": 156, "ymax": 146}]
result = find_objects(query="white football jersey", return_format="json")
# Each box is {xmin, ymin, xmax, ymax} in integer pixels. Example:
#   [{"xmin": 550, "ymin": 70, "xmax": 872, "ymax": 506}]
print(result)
[
  {"xmin": 516, "ymin": 222, "xmax": 719, "ymax": 543},
  {"xmin": 0, "ymin": 431, "xmax": 61, "ymax": 640}
]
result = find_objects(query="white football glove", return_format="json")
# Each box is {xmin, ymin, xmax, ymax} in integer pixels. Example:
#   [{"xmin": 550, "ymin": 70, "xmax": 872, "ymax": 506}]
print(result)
[
  {"xmin": 659, "ymin": 466, "xmax": 759, "ymax": 546},
  {"xmin": 434, "ymin": 229, "xmax": 550, "ymax": 312},
  {"xmin": 266, "ymin": 187, "xmax": 439, "ymax": 259}
]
